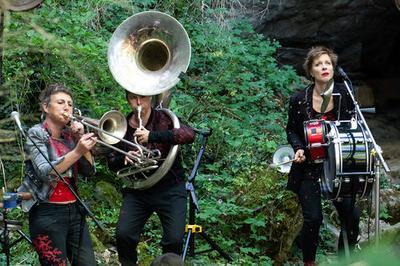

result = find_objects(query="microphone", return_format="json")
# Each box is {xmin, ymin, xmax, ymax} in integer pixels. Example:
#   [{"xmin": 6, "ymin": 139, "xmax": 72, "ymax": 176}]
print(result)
[
  {"xmin": 336, "ymin": 66, "xmax": 350, "ymax": 81},
  {"xmin": 11, "ymin": 111, "xmax": 26, "ymax": 136}
]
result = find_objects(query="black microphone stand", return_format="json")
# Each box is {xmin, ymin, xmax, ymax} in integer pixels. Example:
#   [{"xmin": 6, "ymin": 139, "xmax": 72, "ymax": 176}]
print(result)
[
  {"xmin": 1, "ymin": 207, "xmax": 33, "ymax": 266},
  {"xmin": 16, "ymin": 125, "xmax": 105, "ymax": 232},
  {"xmin": 337, "ymin": 67, "xmax": 390, "ymax": 245},
  {"xmin": 182, "ymin": 128, "xmax": 233, "ymax": 262}
]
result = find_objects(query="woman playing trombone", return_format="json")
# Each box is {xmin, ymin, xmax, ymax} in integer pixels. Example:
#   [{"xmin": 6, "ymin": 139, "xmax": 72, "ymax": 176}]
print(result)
[{"xmin": 24, "ymin": 83, "xmax": 97, "ymax": 265}]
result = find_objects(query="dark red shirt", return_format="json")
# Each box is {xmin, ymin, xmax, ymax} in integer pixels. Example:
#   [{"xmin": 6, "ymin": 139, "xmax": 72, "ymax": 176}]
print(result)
[{"xmin": 43, "ymin": 122, "xmax": 77, "ymax": 202}]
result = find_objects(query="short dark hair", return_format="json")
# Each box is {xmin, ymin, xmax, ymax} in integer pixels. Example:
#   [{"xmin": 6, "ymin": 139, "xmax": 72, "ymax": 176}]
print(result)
[
  {"xmin": 39, "ymin": 83, "xmax": 73, "ymax": 111},
  {"xmin": 303, "ymin": 46, "xmax": 338, "ymax": 79},
  {"xmin": 150, "ymin": 253, "xmax": 183, "ymax": 266}
]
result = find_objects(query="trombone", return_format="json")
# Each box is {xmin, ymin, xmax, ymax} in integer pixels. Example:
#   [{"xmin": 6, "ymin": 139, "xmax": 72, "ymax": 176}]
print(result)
[{"xmin": 66, "ymin": 108, "xmax": 161, "ymax": 166}]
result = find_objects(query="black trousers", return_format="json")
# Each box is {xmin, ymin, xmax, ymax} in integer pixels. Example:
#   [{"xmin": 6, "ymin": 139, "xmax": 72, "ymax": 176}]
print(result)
[
  {"xmin": 297, "ymin": 179, "xmax": 360, "ymax": 262},
  {"xmin": 116, "ymin": 181, "xmax": 187, "ymax": 265},
  {"xmin": 29, "ymin": 202, "xmax": 96, "ymax": 266}
]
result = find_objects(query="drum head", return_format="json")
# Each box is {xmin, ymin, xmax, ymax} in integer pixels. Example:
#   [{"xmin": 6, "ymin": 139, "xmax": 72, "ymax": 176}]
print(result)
[
  {"xmin": 321, "ymin": 120, "xmax": 375, "ymax": 200},
  {"xmin": 320, "ymin": 121, "xmax": 339, "ymax": 199},
  {"xmin": 322, "ymin": 143, "xmax": 336, "ymax": 199}
]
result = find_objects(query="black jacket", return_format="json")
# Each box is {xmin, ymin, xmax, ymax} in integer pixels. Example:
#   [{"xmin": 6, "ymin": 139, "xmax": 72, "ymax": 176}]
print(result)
[{"xmin": 285, "ymin": 82, "xmax": 355, "ymax": 192}]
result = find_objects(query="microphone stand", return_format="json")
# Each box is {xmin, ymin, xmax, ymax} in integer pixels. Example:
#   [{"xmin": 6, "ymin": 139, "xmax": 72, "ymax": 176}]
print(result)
[
  {"xmin": 1, "ymin": 208, "xmax": 33, "ymax": 266},
  {"xmin": 182, "ymin": 128, "xmax": 233, "ymax": 262},
  {"xmin": 338, "ymin": 69, "xmax": 390, "ymax": 245},
  {"xmin": 16, "ymin": 124, "xmax": 105, "ymax": 232}
]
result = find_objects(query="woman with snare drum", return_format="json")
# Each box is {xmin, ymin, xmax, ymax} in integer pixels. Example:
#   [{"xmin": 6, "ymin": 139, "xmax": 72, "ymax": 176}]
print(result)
[{"xmin": 286, "ymin": 46, "xmax": 359, "ymax": 265}]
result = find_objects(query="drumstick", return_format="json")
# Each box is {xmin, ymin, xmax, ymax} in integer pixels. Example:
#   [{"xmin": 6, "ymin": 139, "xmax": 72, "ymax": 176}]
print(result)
[{"xmin": 269, "ymin": 158, "xmax": 296, "ymax": 168}]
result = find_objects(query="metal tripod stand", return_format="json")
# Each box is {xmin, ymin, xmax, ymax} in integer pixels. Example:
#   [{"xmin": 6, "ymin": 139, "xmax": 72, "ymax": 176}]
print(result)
[
  {"xmin": 338, "ymin": 68, "xmax": 390, "ymax": 244},
  {"xmin": 182, "ymin": 128, "xmax": 233, "ymax": 262},
  {"xmin": 0, "ymin": 209, "xmax": 32, "ymax": 266}
]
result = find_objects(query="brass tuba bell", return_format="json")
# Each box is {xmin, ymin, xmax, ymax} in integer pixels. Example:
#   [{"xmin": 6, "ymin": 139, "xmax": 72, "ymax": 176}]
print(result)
[
  {"xmin": 108, "ymin": 10, "xmax": 191, "ymax": 100},
  {"xmin": 107, "ymin": 11, "xmax": 191, "ymax": 189}
]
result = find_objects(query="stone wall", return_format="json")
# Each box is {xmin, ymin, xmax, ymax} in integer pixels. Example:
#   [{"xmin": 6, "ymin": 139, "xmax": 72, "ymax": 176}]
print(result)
[
  {"xmin": 244, "ymin": 0, "xmax": 399, "ymax": 75},
  {"xmin": 240, "ymin": 0, "xmax": 400, "ymax": 112}
]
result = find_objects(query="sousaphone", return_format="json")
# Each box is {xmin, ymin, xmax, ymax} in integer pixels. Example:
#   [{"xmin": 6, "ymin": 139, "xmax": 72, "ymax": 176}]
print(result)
[{"xmin": 107, "ymin": 11, "xmax": 191, "ymax": 189}]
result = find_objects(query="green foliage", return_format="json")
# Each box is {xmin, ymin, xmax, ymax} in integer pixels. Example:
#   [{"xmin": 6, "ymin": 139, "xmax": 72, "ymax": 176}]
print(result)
[
  {"xmin": 0, "ymin": 0, "xmax": 305, "ymax": 264},
  {"xmin": 172, "ymin": 20, "xmax": 299, "ymax": 191},
  {"xmin": 380, "ymin": 204, "xmax": 392, "ymax": 220},
  {"xmin": 325, "ymin": 241, "xmax": 400, "ymax": 266}
]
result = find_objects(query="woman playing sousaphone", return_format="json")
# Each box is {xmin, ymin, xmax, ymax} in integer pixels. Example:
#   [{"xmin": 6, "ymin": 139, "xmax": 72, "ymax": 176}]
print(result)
[{"xmin": 286, "ymin": 46, "xmax": 359, "ymax": 265}]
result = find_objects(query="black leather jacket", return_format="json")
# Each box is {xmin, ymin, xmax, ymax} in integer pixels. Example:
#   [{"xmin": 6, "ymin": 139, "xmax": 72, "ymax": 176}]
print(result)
[{"xmin": 285, "ymin": 82, "xmax": 355, "ymax": 192}]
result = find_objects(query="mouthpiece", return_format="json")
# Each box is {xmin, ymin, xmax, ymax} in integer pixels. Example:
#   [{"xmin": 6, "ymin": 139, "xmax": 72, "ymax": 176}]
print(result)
[
  {"xmin": 137, "ymin": 106, "xmax": 143, "ymax": 129},
  {"xmin": 62, "ymin": 112, "xmax": 73, "ymax": 127}
]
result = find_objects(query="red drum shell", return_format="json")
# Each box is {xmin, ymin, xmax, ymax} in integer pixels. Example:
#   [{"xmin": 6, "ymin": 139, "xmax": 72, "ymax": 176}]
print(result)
[{"xmin": 304, "ymin": 120, "xmax": 327, "ymax": 162}]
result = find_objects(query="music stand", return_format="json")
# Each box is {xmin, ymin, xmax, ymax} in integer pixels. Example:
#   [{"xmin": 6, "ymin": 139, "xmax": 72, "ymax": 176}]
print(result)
[
  {"xmin": 182, "ymin": 128, "xmax": 233, "ymax": 262},
  {"xmin": 1, "ymin": 208, "xmax": 32, "ymax": 266}
]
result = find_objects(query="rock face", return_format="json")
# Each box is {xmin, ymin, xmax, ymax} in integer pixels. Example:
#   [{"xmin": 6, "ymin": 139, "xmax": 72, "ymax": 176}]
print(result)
[
  {"xmin": 248, "ymin": 0, "xmax": 400, "ymax": 76},
  {"xmin": 380, "ymin": 189, "xmax": 400, "ymax": 224},
  {"xmin": 242, "ymin": 0, "xmax": 400, "ymax": 112}
]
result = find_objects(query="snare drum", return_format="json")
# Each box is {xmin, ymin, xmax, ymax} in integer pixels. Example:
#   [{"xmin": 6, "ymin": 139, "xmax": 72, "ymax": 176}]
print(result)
[
  {"xmin": 304, "ymin": 120, "xmax": 328, "ymax": 163},
  {"xmin": 321, "ymin": 121, "xmax": 375, "ymax": 200}
]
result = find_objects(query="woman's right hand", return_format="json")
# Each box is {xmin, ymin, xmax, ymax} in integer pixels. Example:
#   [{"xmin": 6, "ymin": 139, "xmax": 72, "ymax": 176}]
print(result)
[
  {"xmin": 294, "ymin": 149, "xmax": 306, "ymax": 163},
  {"xmin": 75, "ymin": 133, "xmax": 97, "ymax": 155}
]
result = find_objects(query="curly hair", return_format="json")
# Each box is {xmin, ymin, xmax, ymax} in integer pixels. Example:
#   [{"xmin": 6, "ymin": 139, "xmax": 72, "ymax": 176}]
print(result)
[
  {"xmin": 39, "ymin": 83, "xmax": 73, "ymax": 111},
  {"xmin": 303, "ymin": 46, "xmax": 338, "ymax": 79}
]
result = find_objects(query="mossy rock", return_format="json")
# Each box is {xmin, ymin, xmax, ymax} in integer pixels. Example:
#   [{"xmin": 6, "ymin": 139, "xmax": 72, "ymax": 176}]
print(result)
[
  {"xmin": 90, "ymin": 231, "xmax": 106, "ymax": 253},
  {"xmin": 380, "ymin": 189, "xmax": 400, "ymax": 224},
  {"xmin": 267, "ymin": 191, "xmax": 303, "ymax": 265},
  {"xmin": 377, "ymin": 221, "xmax": 400, "ymax": 247},
  {"xmin": 232, "ymin": 167, "xmax": 303, "ymax": 265},
  {"xmin": 137, "ymin": 241, "xmax": 160, "ymax": 266},
  {"xmin": 94, "ymin": 180, "xmax": 121, "ymax": 208}
]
